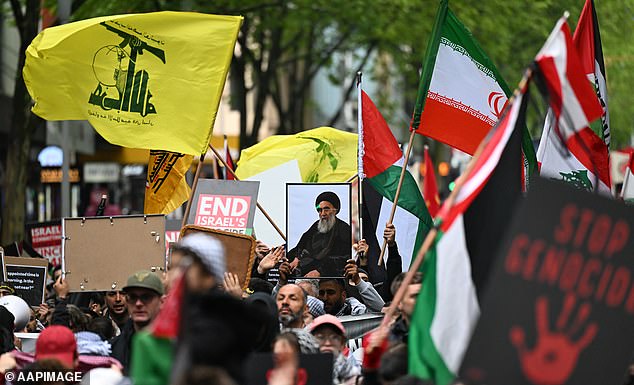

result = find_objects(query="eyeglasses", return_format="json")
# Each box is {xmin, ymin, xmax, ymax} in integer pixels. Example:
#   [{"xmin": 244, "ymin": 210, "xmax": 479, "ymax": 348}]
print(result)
[
  {"xmin": 313, "ymin": 333, "xmax": 342, "ymax": 343},
  {"xmin": 126, "ymin": 292, "xmax": 158, "ymax": 304},
  {"xmin": 316, "ymin": 207, "xmax": 333, "ymax": 213}
]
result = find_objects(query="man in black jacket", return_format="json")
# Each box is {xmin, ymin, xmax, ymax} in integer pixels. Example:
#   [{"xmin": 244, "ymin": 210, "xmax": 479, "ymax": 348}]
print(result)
[{"xmin": 110, "ymin": 270, "xmax": 164, "ymax": 374}]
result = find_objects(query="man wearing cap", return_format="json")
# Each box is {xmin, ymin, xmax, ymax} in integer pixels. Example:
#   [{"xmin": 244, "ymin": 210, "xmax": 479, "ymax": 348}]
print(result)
[
  {"xmin": 288, "ymin": 191, "xmax": 352, "ymax": 276},
  {"xmin": 309, "ymin": 314, "xmax": 360, "ymax": 384},
  {"xmin": 111, "ymin": 270, "xmax": 164, "ymax": 374}
]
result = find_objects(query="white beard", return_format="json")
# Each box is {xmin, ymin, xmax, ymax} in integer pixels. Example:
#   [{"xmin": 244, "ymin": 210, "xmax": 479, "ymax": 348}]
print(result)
[{"xmin": 317, "ymin": 215, "xmax": 336, "ymax": 233}]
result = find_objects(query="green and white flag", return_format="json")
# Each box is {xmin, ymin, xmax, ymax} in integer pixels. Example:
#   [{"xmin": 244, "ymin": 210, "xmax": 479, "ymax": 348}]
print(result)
[{"xmin": 410, "ymin": 0, "xmax": 536, "ymax": 188}]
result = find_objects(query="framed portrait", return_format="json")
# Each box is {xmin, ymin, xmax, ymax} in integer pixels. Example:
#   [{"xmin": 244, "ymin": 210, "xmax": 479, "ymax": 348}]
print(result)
[{"xmin": 286, "ymin": 183, "xmax": 352, "ymax": 277}]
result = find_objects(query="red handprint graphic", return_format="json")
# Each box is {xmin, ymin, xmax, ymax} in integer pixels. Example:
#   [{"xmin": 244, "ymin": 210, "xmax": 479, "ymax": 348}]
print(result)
[{"xmin": 509, "ymin": 294, "xmax": 598, "ymax": 385}]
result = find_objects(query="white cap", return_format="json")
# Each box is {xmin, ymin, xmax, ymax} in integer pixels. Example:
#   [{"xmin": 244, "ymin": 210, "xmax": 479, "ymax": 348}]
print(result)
[{"xmin": 176, "ymin": 233, "xmax": 226, "ymax": 282}]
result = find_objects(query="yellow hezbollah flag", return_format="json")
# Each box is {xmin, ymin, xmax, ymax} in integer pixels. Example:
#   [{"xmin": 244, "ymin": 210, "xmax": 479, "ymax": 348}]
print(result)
[
  {"xmin": 236, "ymin": 127, "xmax": 357, "ymax": 182},
  {"xmin": 144, "ymin": 150, "xmax": 193, "ymax": 214},
  {"xmin": 23, "ymin": 12, "xmax": 242, "ymax": 155}
]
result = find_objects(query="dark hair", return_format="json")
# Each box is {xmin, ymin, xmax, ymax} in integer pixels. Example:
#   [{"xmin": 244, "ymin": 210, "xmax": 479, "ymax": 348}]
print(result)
[
  {"xmin": 390, "ymin": 272, "xmax": 423, "ymax": 296},
  {"xmin": 89, "ymin": 292, "xmax": 105, "ymax": 307},
  {"xmin": 21, "ymin": 359, "xmax": 70, "ymax": 385},
  {"xmin": 176, "ymin": 366, "xmax": 237, "ymax": 385},
  {"xmin": 319, "ymin": 278, "xmax": 346, "ymax": 290},
  {"xmin": 87, "ymin": 317, "xmax": 115, "ymax": 341},
  {"xmin": 272, "ymin": 332, "xmax": 301, "ymax": 354},
  {"xmin": 248, "ymin": 278, "xmax": 274, "ymax": 295},
  {"xmin": 379, "ymin": 343, "xmax": 408, "ymax": 382}
]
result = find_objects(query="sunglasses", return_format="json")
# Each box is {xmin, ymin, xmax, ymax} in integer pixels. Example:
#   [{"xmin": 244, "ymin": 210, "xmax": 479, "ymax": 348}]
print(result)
[{"xmin": 126, "ymin": 292, "xmax": 158, "ymax": 304}]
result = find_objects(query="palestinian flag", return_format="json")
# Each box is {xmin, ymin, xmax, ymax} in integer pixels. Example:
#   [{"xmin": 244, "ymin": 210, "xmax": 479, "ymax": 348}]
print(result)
[
  {"xmin": 409, "ymin": 86, "xmax": 529, "ymax": 385},
  {"xmin": 574, "ymin": 0, "xmax": 610, "ymax": 147},
  {"xmin": 360, "ymin": 90, "xmax": 433, "ymax": 270},
  {"xmin": 535, "ymin": 16, "xmax": 609, "ymax": 195},
  {"xmin": 621, "ymin": 152, "xmax": 634, "ymax": 203},
  {"xmin": 410, "ymin": 0, "xmax": 537, "ymax": 186}
]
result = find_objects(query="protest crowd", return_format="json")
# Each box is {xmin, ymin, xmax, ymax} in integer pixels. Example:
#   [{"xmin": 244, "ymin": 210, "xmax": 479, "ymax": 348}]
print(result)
[{"xmin": 2, "ymin": 0, "xmax": 634, "ymax": 384}]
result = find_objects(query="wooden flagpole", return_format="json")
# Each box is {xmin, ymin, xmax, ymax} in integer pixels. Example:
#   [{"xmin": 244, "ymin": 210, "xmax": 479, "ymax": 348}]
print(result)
[
  {"xmin": 377, "ymin": 130, "xmax": 417, "ymax": 266},
  {"xmin": 208, "ymin": 144, "xmax": 287, "ymax": 241}
]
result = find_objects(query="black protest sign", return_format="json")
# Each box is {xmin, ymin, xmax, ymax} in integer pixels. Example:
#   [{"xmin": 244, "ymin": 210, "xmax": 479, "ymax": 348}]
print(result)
[
  {"xmin": 244, "ymin": 353, "xmax": 333, "ymax": 385},
  {"xmin": 2, "ymin": 256, "xmax": 48, "ymax": 307},
  {"xmin": 459, "ymin": 178, "xmax": 634, "ymax": 385}
]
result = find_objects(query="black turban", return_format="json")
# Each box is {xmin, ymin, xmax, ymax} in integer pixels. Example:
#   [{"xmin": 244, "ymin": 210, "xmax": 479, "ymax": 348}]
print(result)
[{"xmin": 315, "ymin": 191, "xmax": 340, "ymax": 211}]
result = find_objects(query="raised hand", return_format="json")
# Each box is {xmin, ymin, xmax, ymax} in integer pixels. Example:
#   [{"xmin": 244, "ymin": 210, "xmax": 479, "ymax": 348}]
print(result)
[
  {"xmin": 509, "ymin": 294, "xmax": 598, "ymax": 385},
  {"xmin": 223, "ymin": 272, "xmax": 243, "ymax": 298},
  {"xmin": 344, "ymin": 259, "xmax": 361, "ymax": 285},
  {"xmin": 384, "ymin": 223, "xmax": 396, "ymax": 246},
  {"xmin": 257, "ymin": 246, "xmax": 285, "ymax": 274}
]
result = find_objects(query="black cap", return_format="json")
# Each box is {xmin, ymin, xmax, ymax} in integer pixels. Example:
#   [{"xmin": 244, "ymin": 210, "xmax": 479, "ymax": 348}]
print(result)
[{"xmin": 315, "ymin": 191, "xmax": 340, "ymax": 211}]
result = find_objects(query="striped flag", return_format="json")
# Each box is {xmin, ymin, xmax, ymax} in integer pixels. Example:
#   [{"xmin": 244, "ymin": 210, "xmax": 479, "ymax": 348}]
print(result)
[
  {"xmin": 410, "ymin": 0, "xmax": 537, "ymax": 185},
  {"xmin": 409, "ymin": 86, "xmax": 529, "ymax": 385},
  {"xmin": 621, "ymin": 152, "xmax": 634, "ymax": 203},
  {"xmin": 574, "ymin": 0, "xmax": 610, "ymax": 147},
  {"xmin": 535, "ymin": 16, "xmax": 609, "ymax": 195},
  {"xmin": 361, "ymin": 91, "xmax": 433, "ymax": 270}
]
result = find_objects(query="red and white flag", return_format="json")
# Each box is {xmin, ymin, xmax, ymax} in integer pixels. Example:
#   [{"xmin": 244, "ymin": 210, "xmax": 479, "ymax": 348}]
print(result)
[
  {"xmin": 621, "ymin": 152, "xmax": 634, "ymax": 203},
  {"xmin": 535, "ymin": 16, "xmax": 610, "ymax": 195}
]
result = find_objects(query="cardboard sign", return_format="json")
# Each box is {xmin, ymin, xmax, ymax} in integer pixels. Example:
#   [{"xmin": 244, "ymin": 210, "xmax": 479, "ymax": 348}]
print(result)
[
  {"xmin": 186, "ymin": 179, "xmax": 259, "ymax": 236},
  {"xmin": 244, "ymin": 353, "xmax": 333, "ymax": 385},
  {"xmin": 460, "ymin": 178, "xmax": 634, "ymax": 385},
  {"xmin": 63, "ymin": 215, "xmax": 165, "ymax": 292},
  {"xmin": 286, "ymin": 183, "xmax": 352, "ymax": 277},
  {"xmin": 181, "ymin": 226, "xmax": 255, "ymax": 290},
  {"xmin": 2, "ymin": 256, "xmax": 48, "ymax": 307},
  {"xmin": 26, "ymin": 221, "xmax": 62, "ymax": 266}
]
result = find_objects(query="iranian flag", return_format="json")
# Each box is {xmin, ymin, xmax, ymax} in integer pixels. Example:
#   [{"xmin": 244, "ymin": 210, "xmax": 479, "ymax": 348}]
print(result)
[
  {"xmin": 621, "ymin": 152, "xmax": 634, "ymax": 203},
  {"xmin": 360, "ymin": 90, "xmax": 433, "ymax": 270},
  {"xmin": 535, "ymin": 16, "xmax": 609, "ymax": 195},
  {"xmin": 411, "ymin": 0, "xmax": 537, "ymax": 185},
  {"xmin": 409, "ymin": 85, "xmax": 529, "ymax": 385}
]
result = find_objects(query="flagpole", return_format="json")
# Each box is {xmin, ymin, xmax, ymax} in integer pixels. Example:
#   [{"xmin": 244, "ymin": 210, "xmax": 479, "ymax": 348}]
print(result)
[
  {"xmin": 377, "ymin": 130, "xmax": 416, "ymax": 266},
  {"xmin": 356, "ymin": 72, "xmax": 365, "ymax": 258},
  {"xmin": 181, "ymin": 152, "xmax": 206, "ymax": 229},
  {"xmin": 208, "ymin": 144, "xmax": 287, "ymax": 241},
  {"xmin": 377, "ymin": 71, "xmax": 534, "ymax": 332}
]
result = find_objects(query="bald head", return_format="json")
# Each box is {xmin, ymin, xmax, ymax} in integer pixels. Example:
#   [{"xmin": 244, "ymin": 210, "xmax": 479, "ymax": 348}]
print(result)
[{"xmin": 276, "ymin": 284, "xmax": 308, "ymax": 328}]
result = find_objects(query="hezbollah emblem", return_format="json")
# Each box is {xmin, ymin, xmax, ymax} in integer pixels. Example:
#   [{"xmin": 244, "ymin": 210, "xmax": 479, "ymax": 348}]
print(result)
[{"xmin": 88, "ymin": 21, "xmax": 166, "ymax": 116}]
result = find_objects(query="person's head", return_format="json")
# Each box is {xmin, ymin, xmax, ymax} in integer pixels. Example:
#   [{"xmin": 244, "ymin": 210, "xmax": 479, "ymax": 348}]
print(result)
[
  {"xmin": 122, "ymin": 270, "xmax": 164, "ymax": 329},
  {"xmin": 52, "ymin": 266, "xmax": 63, "ymax": 283},
  {"xmin": 105, "ymin": 290, "xmax": 127, "ymax": 318},
  {"xmin": 171, "ymin": 232, "xmax": 226, "ymax": 292},
  {"xmin": 272, "ymin": 331, "xmax": 301, "ymax": 356},
  {"xmin": 309, "ymin": 314, "xmax": 346, "ymax": 356},
  {"xmin": 315, "ymin": 191, "xmax": 340, "ymax": 234},
  {"xmin": 248, "ymin": 277, "xmax": 274, "ymax": 295},
  {"xmin": 295, "ymin": 279, "xmax": 319, "ymax": 298},
  {"xmin": 35, "ymin": 325, "xmax": 78, "ymax": 369},
  {"xmin": 318, "ymin": 279, "xmax": 346, "ymax": 315},
  {"xmin": 87, "ymin": 317, "xmax": 115, "ymax": 341},
  {"xmin": 88, "ymin": 292, "xmax": 105, "ymax": 316},
  {"xmin": 66, "ymin": 304, "xmax": 89, "ymax": 333},
  {"xmin": 0, "ymin": 306, "xmax": 15, "ymax": 353},
  {"xmin": 276, "ymin": 284, "xmax": 307, "ymax": 328},
  {"xmin": 394, "ymin": 272, "xmax": 423, "ymax": 322},
  {"xmin": 0, "ymin": 282, "xmax": 15, "ymax": 298},
  {"xmin": 304, "ymin": 295, "xmax": 325, "ymax": 326},
  {"xmin": 379, "ymin": 343, "xmax": 409, "ymax": 383}
]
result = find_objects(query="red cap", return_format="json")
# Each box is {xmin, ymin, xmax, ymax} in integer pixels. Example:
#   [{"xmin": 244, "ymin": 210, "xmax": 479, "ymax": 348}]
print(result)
[
  {"xmin": 36, "ymin": 326, "xmax": 77, "ymax": 368},
  {"xmin": 309, "ymin": 314, "xmax": 346, "ymax": 337}
]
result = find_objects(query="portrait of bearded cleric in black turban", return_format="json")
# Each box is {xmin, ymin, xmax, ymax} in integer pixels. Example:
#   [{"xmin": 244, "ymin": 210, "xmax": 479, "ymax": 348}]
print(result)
[{"xmin": 286, "ymin": 184, "xmax": 352, "ymax": 277}]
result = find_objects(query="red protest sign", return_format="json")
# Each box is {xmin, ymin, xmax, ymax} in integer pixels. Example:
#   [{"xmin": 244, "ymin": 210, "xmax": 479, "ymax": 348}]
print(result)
[
  {"xmin": 194, "ymin": 194, "xmax": 251, "ymax": 233},
  {"xmin": 26, "ymin": 221, "xmax": 62, "ymax": 266}
]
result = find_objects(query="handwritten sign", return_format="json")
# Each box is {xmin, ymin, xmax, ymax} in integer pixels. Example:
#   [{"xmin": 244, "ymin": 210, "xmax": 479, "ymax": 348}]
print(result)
[
  {"xmin": 460, "ymin": 179, "xmax": 634, "ymax": 385},
  {"xmin": 2, "ymin": 256, "xmax": 48, "ymax": 307},
  {"xmin": 186, "ymin": 179, "xmax": 259, "ymax": 235}
]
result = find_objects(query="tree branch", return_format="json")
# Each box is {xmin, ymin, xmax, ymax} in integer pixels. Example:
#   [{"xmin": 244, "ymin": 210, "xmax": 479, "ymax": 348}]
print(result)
[{"xmin": 327, "ymin": 43, "xmax": 377, "ymax": 127}]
